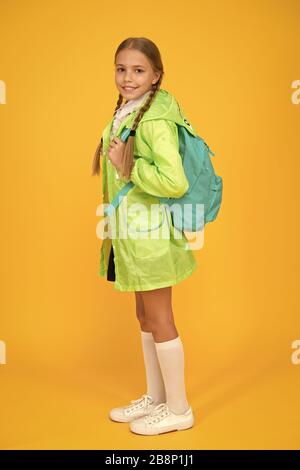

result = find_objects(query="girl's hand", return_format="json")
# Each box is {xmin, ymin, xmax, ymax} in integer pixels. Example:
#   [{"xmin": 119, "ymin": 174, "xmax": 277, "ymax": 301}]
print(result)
[{"xmin": 108, "ymin": 136, "xmax": 125, "ymax": 172}]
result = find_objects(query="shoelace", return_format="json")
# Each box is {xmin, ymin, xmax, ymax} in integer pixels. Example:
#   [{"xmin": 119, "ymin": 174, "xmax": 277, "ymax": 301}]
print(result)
[
  {"xmin": 124, "ymin": 394, "xmax": 153, "ymax": 415},
  {"xmin": 144, "ymin": 403, "xmax": 171, "ymax": 424}
]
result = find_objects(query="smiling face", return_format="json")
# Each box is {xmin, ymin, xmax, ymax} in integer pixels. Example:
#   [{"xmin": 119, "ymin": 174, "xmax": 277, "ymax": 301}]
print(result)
[{"xmin": 115, "ymin": 48, "xmax": 160, "ymax": 102}]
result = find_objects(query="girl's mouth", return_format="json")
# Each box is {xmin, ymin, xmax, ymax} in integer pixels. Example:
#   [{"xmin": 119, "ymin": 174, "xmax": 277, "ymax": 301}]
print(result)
[{"xmin": 123, "ymin": 86, "xmax": 137, "ymax": 91}]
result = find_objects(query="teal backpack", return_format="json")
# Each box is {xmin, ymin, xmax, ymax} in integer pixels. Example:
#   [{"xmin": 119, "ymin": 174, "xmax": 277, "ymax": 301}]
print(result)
[{"xmin": 104, "ymin": 122, "xmax": 223, "ymax": 232}]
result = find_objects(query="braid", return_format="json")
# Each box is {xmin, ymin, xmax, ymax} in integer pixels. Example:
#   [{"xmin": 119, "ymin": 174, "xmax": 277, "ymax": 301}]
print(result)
[
  {"xmin": 132, "ymin": 76, "xmax": 162, "ymax": 130},
  {"xmin": 91, "ymin": 93, "xmax": 124, "ymax": 176},
  {"xmin": 91, "ymin": 137, "xmax": 103, "ymax": 176},
  {"xmin": 113, "ymin": 93, "xmax": 124, "ymax": 117},
  {"xmin": 119, "ymin": 74, "xmax": 163, "ymax": 180}
]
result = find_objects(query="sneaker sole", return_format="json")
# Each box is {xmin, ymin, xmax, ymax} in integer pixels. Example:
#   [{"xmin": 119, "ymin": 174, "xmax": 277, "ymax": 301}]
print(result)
[{"xmin": 130, "ymin": 418, "xmax": 194, "ymax": 435}]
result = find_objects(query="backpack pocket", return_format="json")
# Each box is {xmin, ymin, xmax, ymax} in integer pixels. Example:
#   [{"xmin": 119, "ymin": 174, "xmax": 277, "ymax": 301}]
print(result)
[{"xmin": 205, "ymin": 175, "xmax": 223, "ymax": 223}]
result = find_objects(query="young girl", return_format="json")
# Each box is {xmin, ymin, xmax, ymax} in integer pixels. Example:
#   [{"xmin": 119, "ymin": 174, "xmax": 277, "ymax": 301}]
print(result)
[{"xmin": 92, "ymin": 37, "xmax": 198, "ymax": 435}]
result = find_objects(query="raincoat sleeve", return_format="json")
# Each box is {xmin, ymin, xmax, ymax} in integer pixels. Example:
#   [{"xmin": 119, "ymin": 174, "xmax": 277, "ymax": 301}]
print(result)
[{"xmin": 130, "ymin": 119, "xmax": 189, "ymax": 198}]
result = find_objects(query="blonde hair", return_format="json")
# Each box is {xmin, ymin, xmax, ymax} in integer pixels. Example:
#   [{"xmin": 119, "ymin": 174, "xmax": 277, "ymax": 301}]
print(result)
[{"xmin": 91, "ymin": 37, "xmax": 164, "ymax": 180}]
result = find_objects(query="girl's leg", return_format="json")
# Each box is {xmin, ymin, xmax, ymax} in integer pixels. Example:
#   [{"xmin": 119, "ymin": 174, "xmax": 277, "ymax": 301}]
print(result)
[
  {"xmin": 140, "ymin": 287, "xmax": 190, "ymax": 414},
  {"xmin": 139, "ymin": 286, "xmax": 177, "ymax": 342},
  {"xmin": 134, "ymin": 291, "xmax": 150, "ymax": 332},
  {"xmin": 135, "ymin": 292, "xmax": 166, "ymax": 404}
]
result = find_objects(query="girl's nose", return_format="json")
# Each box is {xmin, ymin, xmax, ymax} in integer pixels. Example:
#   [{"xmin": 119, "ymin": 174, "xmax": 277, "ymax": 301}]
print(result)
[{"xmin": 124, "ymin": 73, "xmax": 134, "ymax": 81}]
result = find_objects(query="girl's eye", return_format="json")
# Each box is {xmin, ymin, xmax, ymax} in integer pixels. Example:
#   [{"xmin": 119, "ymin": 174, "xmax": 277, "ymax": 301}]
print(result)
[{"xmin": 116, "ymin": 68, "xmax": 144, "ymax": 73}]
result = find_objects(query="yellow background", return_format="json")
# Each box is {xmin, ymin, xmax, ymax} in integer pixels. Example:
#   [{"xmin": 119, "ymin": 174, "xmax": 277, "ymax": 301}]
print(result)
[{"xmin": 0, "ymin": 0, "xmax": 299, "ymax": 450}]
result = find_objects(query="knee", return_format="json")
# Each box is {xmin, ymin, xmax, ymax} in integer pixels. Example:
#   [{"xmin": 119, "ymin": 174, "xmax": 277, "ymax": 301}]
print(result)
[
  {"xmin": 136, "ymin": 309, "xmax": 146, "ymax": 325},
  {"xmin": 146, "ymin": 316, "xmax": 175, "ymax": 333},
  {"xmin": 136, "ymin": 311, "xmax": 155, "ymax": 332}
]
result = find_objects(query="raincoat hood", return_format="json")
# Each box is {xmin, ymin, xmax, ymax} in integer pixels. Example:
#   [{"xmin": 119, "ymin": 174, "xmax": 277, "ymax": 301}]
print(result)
[
  {"xmin": 101, "ymin": 88, "xmax": 197, "ymax": 147},
  {"xmin": 138, "ymin": 88, "xmax": 197, "ymax": 137}
]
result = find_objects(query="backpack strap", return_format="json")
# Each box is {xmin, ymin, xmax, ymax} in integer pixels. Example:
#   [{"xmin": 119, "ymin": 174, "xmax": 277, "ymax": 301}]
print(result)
[
  {"xmin": 104, "ymin": 181, "xmax": 134, "ymax": 216},
  {"xmin": 203, "ymin": 140, "xmax": 215, "ymax": 156}
]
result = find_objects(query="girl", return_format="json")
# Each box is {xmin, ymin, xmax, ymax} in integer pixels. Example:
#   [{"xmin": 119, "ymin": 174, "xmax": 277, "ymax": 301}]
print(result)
[{"xmin": 92, "ymin": 37, "xmax": 197, "ymax": 435}]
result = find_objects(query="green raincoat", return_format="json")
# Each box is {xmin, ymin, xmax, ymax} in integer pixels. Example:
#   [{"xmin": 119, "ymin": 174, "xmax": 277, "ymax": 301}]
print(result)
[{"xmin": 98, "ymin": 88, "xmax": 198, "ymax": 292}]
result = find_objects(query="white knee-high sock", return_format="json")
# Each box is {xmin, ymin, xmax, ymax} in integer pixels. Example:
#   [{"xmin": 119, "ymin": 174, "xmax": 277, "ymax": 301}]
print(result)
[
  {"xmin": 155, "ymin": 336, "xmax": 190, "ymax": 415},
  {"xmin": 140, "ymin": 331, "xmax": 166, "ymax": 405}
]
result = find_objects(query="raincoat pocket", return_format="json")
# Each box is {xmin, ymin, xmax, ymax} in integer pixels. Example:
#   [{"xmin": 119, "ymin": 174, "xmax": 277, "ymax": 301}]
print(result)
[{"xmin": 127, "ymin": 203, "xmax": 170, "ymax": 259}]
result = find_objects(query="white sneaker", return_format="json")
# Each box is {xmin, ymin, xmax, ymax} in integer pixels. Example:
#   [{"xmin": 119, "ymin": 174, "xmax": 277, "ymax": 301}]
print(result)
[
  {"xmin": 109, "ymin": 394, "xmax": 156, "ymax": 423},
  {"xmin": 129, "ymin": 403, "xmax": 194, "ymax": 435}
]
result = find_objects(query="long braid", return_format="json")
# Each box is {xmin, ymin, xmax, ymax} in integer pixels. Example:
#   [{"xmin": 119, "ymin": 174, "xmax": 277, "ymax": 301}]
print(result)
[
  {"xmin": 91, "ymin": 93, "xmax": 124, "ymax": 176},
  {"xmin": 113, "ymin": 93, "xmax": 124, "ymax": 117},
  {"xmin": 119, "ymin": 74, "xmax": 163, "ymax": 180}
]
